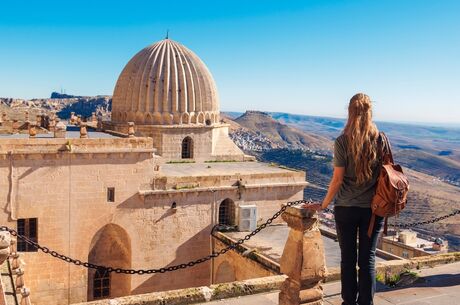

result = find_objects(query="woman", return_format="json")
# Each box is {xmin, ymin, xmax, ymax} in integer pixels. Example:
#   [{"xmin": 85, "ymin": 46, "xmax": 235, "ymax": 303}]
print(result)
[{"xmin": 307, "ymin": 93, "xmax": 385, "ymax": 305}]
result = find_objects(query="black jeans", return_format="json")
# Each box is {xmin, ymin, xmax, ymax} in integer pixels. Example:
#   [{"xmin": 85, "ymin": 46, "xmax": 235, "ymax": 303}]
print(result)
[{"xmin": 334, "ymin": 206, "xmax": 384, "ymax": 305}]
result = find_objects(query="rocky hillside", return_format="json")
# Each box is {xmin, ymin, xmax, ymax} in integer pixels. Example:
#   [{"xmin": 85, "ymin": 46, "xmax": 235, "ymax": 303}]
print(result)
[
  {"xmin": 230, "ymin": 111, "xmax": 332, "ymax": 152},
  {"xmin": 0, "ymin": 92, "xmax": 111, "ymax": 121}
]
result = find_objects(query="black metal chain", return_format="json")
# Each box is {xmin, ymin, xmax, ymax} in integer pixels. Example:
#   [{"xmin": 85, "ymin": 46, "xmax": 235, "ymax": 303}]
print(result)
[
  {"xmin": 390, "ymin": 209, "xmax": 460, "ymax": 229},
  {"xmin": 1, "ymin": 203, "xmax": 458, "ymax": 275},
  {"xmin": 0, "ymin": 199, "xmax": 313, "ymax": 275}
]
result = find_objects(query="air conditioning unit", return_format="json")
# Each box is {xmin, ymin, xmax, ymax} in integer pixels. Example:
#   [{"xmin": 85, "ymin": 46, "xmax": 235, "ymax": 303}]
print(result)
[{"xmin": 238, "ymin": 205, "xmax": 257, "ymax": 232}]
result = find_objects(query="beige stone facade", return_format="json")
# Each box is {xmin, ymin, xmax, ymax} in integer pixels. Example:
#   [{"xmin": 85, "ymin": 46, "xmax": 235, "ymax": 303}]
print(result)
[{"xmin": 0, "ymin": 137, "xmax": 306, "ymax": 305}]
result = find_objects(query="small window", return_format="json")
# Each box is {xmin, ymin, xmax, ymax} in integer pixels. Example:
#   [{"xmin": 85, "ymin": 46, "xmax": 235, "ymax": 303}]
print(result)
[
  {"xmin": 107, "ymin": 187, "xmax": 115, "ymax": 202},
  {"xmin": 402, "ymin": 251, "xmax": 409, "ymax": 258},
  {"xmin": 181, "ymin": 137, "xmax": 193, "ymax": 159},
  {"xmin": 218, "ymin": 199, "xmax": 236, "ymax": 226},
  {"xmin": 93, "ymin": 269, "xmax": 110, "ymax": 299},
  {"xmin": 17, "ymin": 218, "xmax": 38, "ymax": 252}
]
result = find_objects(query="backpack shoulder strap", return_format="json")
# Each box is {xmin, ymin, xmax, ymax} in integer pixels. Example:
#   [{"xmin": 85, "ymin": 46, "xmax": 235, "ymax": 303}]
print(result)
[{"xmin": 380, "ymin": 132, "xmax": 394, "ymax": 164}]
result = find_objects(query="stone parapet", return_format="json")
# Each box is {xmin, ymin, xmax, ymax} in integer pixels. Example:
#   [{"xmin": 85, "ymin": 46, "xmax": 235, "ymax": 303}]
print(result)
[
  {"xmin": 0, "ymin": 137, "xmax": 155, "ymax": 155},
  {"xmin": 73, "ymin": 275, "xmax": 286, "ymax": 305}
]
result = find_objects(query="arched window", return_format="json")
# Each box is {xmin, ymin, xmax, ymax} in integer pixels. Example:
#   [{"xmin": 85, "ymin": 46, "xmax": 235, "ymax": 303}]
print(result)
[
  {"xmin": 93, "ymin": 269, "xmax": 110, "ymax": 299},
  {"xmin": 218, "ymin": 199, "xmax": 235, "ymax": 226},
  {"xmin": 181, "ymin": 137, "xmax": 193, "ymax": 159}
]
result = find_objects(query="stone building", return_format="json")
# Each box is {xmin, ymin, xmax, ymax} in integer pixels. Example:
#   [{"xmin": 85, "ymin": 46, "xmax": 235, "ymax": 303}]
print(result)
[{"xmin": 0, "ymin": 38, "xmax": 307, "ymax": 305}]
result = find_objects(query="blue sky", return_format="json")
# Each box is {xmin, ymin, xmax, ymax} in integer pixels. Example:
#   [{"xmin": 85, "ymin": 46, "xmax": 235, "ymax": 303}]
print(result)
[{"xmin": 0, "ymin": 0, "xmax": 459, "ymax": 125}]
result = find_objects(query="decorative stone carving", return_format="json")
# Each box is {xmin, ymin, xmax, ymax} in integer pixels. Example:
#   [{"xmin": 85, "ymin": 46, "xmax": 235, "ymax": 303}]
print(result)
[
  {"xmin": 12, "ymin": 119, "xmax": 20, "ymax": 132},
  {"xmin": 0, "ymin": 231, "xmax": 11, "ymax": 264},
  {"xmin": 29, "ymin": 124, "xmax": 36, "ymax": 138},
  {"xmin": 70, "ymin": 112, "xmax": 76, "ymax": 124},
  {"xmin": 128, "ymin": 122, "xmax": 135, "ymax": 138},
  {"xmin": 20, "ymin": 287, "xmax": 32, "ymax": 305},
  {"xmin": 96, "ymin": 116, "xmax": 103, "ymax": 131},
  {"xmin": 80, "ymin": 122, "xmax": 88, "ymax": 138},
  {"xmin": 54, "ymin": 118, "xmax": 66, "ymax": 138},
  {"xmin": 11, "ymin": 252, "xmax": 21, "ymax": 271},
  {"xmin": 15, "ymin": 268, "xmax": 25, "ymax": 293},
  {"xmin": 279, "ymin": 206, "xmax": 327, "ymax": 305}
]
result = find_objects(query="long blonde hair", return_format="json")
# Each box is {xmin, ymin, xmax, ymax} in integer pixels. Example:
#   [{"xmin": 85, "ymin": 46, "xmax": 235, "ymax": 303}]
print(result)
[{"xmin": 343, "ymin": 93, "xmax": 379, "ymax": 184}]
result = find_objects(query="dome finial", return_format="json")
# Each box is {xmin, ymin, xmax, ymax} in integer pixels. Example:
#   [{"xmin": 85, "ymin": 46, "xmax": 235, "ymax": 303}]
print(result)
[{"xmin": 165, "ymin": 29, "xmax": 169, "ymax": 39}]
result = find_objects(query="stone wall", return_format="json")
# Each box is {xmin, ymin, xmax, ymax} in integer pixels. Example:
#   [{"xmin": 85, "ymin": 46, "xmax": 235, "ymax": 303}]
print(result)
[
  {"xmin": 212, "ymin": 235, "xmax": 277, "ymax": 284},
  {"xmin": 0, "ymin": 144, "xmax": 154, "ymax": 304},
  {"xmin": 102, "ymin": 123, "xmax": 246, "ymax": 162}
]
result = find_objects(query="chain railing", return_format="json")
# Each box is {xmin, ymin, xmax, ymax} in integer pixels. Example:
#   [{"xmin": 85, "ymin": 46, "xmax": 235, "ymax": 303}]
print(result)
[
  {"xmin": 0, "ymin": 201, "xmax": 458, "ymax": 275},
  {"xmin": 390, "ymin": 209, "xmax": 460, "ymax": 229},
  {"xmin": 0, "ymin": 199, "xmax": 312, "ymax": 275}
]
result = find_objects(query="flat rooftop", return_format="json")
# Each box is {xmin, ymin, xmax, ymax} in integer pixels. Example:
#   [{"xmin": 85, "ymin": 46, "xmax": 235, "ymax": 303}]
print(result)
[
  {"xmin": 225, "ymin": 224, "xmax": 385, "ymax": 267},
  {"xmin": 160, "ymin": 161, "xmax": 304, "ymax": 177}
]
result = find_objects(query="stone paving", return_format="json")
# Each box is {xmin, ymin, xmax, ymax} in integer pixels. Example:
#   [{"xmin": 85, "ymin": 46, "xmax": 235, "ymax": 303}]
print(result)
[{"xmin": 200, "ymin": 261, "xmax": 460, "ymax": 305}]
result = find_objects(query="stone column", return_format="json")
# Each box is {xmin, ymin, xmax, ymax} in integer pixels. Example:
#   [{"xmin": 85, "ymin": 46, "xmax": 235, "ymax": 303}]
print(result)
[
  {"xmin": 54, "ymin": 118, "xmax": 66, "ymax": 138},
  {"xmin": 36, "ymin": 115, "xmax": 41, "ymax": 127},
  {"xmin": 279, "ymin": 206, "xmax": 327, "ymax": 305},
  {"xmin": 77, "ymin": 115, "xmax": 82, "ymax": 125},
  {"xmin": 20, "ymin": 287, "xmax": 32, "ymax": 305},
  {"xmin": 96, "ymin": 116, "xmax": 103, "ymax": 131},
  {"xmin": 28, "ymin": 123, "xmax": 36, "ymax": 138},
  {"xmin": 80, "ymin": 122, "xmax": 88, "ymax": 138},
  {"xmin": 128, "ymin": 121, "xmax": 135, "ymax": 137},
  {"xmin": 0, "ymin": 231, "xmax": 10, "ymax": 265},
  {"xmin": 49, "ymin": 116, "xmax": 56, "ymax": 132},
  {"xmin": 12, "ymin": 120, "xmax": 19, "ymax": 132},
  {"xmin": 70, "ymin": 112, "xmax": 76, "ymax": 124}
]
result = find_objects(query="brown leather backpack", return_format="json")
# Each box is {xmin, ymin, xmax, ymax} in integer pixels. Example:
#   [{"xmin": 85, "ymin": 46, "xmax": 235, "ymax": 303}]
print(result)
[{"xmin": 367, "ymin": 132, "xmax": 409, "ymax": 237}]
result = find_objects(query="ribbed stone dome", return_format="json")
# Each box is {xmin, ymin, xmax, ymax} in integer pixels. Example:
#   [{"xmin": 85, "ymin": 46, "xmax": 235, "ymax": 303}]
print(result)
[{"xmin": 111, "ymin": 39, "xmax": 220, "ymax": 125}]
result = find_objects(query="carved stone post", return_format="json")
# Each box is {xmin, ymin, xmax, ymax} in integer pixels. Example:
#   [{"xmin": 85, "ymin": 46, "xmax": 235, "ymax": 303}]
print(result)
[
  {"xmin": 80, "ymin": 122, "xmax": 88, "ymax": 138},
  {"xmin": 128, "ymin": 121, "xmax": 135, "ymax": 137},
  {"xmin": 70, "ymin": 112, "xmax": 76, "ymax": 124},
  {"xmin": 279, "ymin": 206, "xmax": 327, "ymax": 305},
  {"xmin": 36, "ymin": 115, "xmax": 41, "ymax": 127},
  {"xmin": 29, "ymin": 124, "xmax": 36, "ymax": 138},
  {"xmin": 96, "ymin": 116, "xmax": 103, "ymax": 131},
  {"xmin": 77, "ymin": 115, "xmax": 82, "ymax": 125},
  {"xmin": 20, "ymin": 287, "xmax": 32, "ymax": 305},
  {"xmin": 54, "ymin": 119, "xmax": 66, "ymax": 138},
  {"xmin": 15, "ymin": 268, "xmax": 25, "ymax": 293},
  {"xmin": 0, "ymin": 231, "xmax": 11, "ymax": 265},
  {"xmin": 12, "ymin": 120, "xmax": 19, "ymax": 132},
  {"xmin": 49, "ymin": 116, "xmax": 56, "ymax": 132},
  {"xmin": 11, "ymin": 252, "xmax": 21, "ymax": 271}
]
